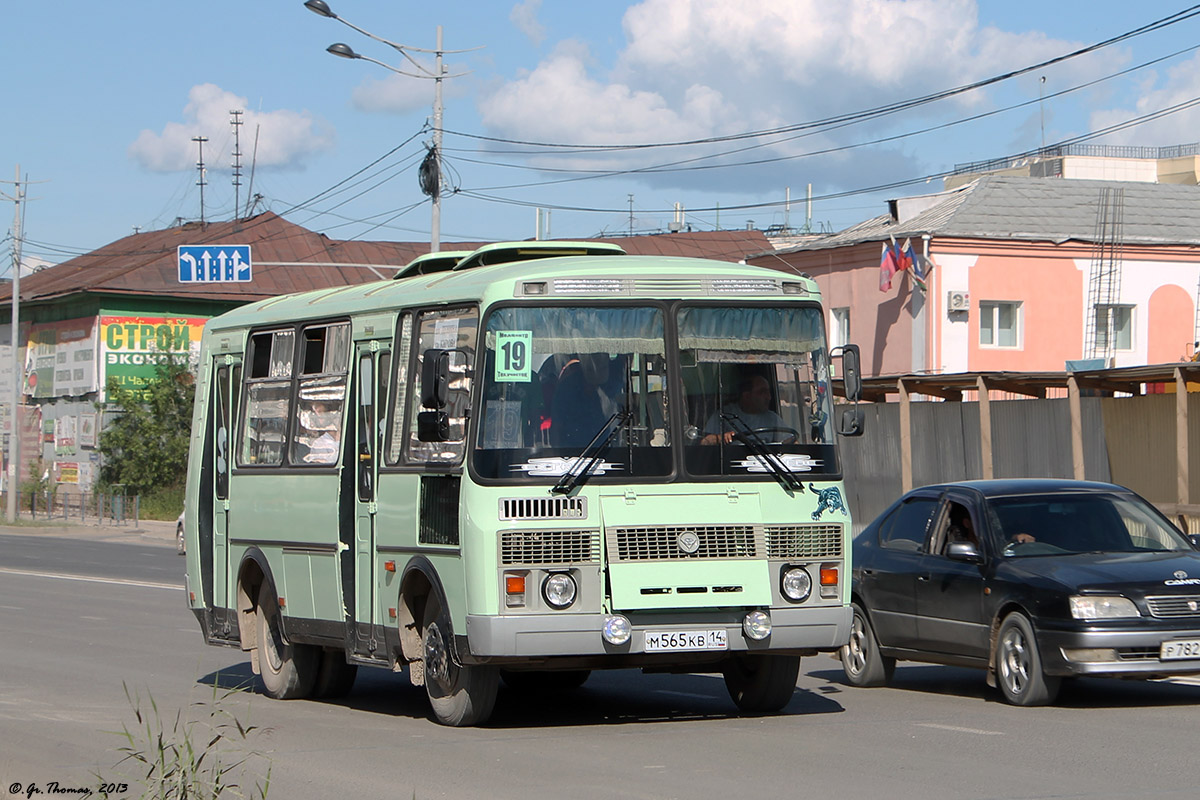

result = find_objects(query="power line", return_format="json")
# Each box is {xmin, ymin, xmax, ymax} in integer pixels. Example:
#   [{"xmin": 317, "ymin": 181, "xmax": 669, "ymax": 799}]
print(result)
[{"xmin": 442, "ymin": 4, "xmax": 1200, "ymax": 154}]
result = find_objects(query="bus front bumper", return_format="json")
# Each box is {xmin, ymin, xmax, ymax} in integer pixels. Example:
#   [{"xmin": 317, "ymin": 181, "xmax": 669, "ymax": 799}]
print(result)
[{"xmin": 465, "ymin": 606, "xmax": 851, "ymax": 658}]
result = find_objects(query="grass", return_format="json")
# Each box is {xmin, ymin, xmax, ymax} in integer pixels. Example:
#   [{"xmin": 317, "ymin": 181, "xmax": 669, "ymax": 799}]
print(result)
[{"xmin": 99, "ymin": 681, "xmax": 273, "ymax": 799}]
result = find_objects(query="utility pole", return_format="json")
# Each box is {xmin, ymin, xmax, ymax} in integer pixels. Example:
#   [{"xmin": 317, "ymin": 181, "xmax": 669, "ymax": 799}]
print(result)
[
  {"xmin": 628, "ymin": 194, "xmax": 634, "ymax": 236},
  {"xmin": 5, "ymin": 166, "xmax": 23, "ymax": 523},
  {"xmin": 431, "ymin": 26, "xmax": 444, "ymax": 252},
  {"xmin": 193, "ymin": 136, "xmax": 209, "ymax": 224},
  {"xmin": 230, "ymin": 110, "xmax": 244, "ymax": 221}
]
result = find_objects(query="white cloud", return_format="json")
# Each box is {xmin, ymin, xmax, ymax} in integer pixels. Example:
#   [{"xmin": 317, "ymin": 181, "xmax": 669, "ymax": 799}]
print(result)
[
  {"xmin": 476, "ymin": 0, "xmax": 1094, "ymax": 190},
  {"xmin": 511, "ymin": 0, "xmax": 546, "ymax": 46},
  {"xmin": 1088, "ymin": 52, "xmax": 1200, "ymax": 146},
  {"xmin": 351, "ymin": 73, "xmax": 435, "ymax": 115},
  {"xmin": 129, "ymin": 84, "xmax": 334, "ymax": 173}
]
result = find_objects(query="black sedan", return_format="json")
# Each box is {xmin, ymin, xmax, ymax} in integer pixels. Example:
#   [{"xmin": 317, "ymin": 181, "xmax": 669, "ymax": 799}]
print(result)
[{"xmin": 841, "ymin": 479, "xmax": 1200, "ymax": 705}]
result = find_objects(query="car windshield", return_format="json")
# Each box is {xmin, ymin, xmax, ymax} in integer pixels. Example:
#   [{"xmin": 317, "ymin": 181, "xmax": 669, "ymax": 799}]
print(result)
[
  {"xmin": 473, "ymin": 305, "xmax": 671, "ymax": 480},
  {"xmin": 678, "ymin": 304, "xmax": 837, "ymax": 478},
  {"xmin": 987, "ymin": 492, "xmax": 1193, "ymax": 556}
]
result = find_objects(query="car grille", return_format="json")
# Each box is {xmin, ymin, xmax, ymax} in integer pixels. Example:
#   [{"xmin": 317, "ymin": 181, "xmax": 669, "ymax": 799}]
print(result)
[
  {"xmin": 1116, "ymin": 648, "xmax": 1160, "ymax": 661},
  {"xmin": 1145, "ymin": 595, "xmax": 1200, "ymax": 618},
  {"xmin": 765, "ymin": 524, "xmax": 844, "ymax": 559},
  {"xmin": 608, "ymin": 525, "xmax": 761, "ymax": 561},
  {"xmin": 499, "ymin": 496, "xmax": 587, "ymax": 521},
  {"xmin": 500, "ymin": 529, "xmax": 601, "ymax": 566}
]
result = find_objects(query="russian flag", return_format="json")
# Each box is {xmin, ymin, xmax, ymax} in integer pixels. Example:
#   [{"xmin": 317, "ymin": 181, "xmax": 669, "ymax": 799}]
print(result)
[{"xmin": 879, "ymin": 242, "xmax": 898, "ymax": 292}]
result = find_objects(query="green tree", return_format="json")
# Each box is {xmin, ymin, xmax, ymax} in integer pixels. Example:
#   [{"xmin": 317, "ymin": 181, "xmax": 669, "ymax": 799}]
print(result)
[{"xmin": 98, "ymin": 359, "xmax": 195, "ymax": 494}]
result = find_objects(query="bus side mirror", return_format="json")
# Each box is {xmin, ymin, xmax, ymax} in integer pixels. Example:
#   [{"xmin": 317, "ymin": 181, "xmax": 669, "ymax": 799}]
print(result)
[
  {"xmin": 838, "ymin": 406, "xmax": 864, "ymax": 437},
  {"xmin": 837, "ymin": 344, "xmax": 862, "ymax": 402},
  {"xmin": 421, "ymin": 349, "xmax": 450, "ymax": 409},
  {"xmin": 417, "ymin": 410, "xmax": 451, "ymax": 442}
]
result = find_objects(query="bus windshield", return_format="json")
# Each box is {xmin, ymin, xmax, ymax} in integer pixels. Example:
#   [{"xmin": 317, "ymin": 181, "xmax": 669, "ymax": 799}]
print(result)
[
  {"xmin": 474, "ymin": 305, "xmax": 671, "ymax": 480},
  {"xmin": 678, "ymin": 305, "xmax": 837, "ymax": 478}
]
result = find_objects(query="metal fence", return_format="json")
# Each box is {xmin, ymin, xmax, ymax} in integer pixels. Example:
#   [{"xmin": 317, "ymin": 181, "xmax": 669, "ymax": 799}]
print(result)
[{"xmin": 0, "ymin": 490, "xmax": 140, "ymax": 526}]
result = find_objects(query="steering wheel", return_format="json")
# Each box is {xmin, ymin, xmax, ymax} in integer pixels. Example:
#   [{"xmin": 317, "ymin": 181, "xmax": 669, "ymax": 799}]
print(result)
[{"xmin": 746, "ymin": 426, "xmax": 800, "ymax": 444}]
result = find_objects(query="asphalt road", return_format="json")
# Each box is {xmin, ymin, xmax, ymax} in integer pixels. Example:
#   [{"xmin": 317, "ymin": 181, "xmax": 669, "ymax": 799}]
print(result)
[{"xmin": 3, "ymin": 524, "xmax": 1200, "ymax": 799}]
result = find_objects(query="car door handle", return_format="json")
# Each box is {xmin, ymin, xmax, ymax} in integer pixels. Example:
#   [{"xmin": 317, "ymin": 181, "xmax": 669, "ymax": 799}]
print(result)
[
  {"xmin": 917, "ymin": 574, "xmax": 930, "ymax": 582},
  {"xmin": 862, "ymin": 568, "xmax": 875, "ymax": 576}
]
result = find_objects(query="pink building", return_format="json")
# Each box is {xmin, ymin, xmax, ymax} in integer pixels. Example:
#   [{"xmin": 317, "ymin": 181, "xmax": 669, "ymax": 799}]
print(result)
[{"xmin": 752, "ymin": 176, "xmax": 1200, "ymax": 377}]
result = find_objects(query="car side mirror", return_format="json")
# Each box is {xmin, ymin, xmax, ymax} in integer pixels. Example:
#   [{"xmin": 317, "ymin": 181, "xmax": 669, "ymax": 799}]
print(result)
[
  {"xmin": 417, "ymin": 410, "xmax": 451, "ymax": 442},
  {"xmin": 838, "ymin": 406, "xmax": 864, "ymax": 437},
  {"xmin": 946, "ymin": 541, "xmax": 984, "ymax": 563},
  {"xmin": 421, "ymin": 349, "xmax": 451, "ymax": 409},
  {"xmin": 835, "ymin": 344, "xmax": 862, "ymax": 402}
]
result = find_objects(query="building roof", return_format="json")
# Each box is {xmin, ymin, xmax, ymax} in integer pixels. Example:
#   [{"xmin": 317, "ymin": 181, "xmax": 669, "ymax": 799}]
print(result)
[
  {"xmin": 773, "ymin": 175, "xmax": 1200, "ymax": 254},
  {"xmin": 1, "ymin": 213, "xmax": 771, "ymax": 307}
]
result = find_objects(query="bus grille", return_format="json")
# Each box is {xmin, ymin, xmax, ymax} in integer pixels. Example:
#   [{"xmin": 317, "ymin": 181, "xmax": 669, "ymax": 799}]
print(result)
[
  {"xmin": 500, "ymin": 529, "xmax": 601, "ymax": 565},
  {"xmin": 499, "ymin": 496, "xmax": 587, "ymax": 521},
  {"xmin": 1145, "ymin": 595, "xmax": 1200, "ymax": 618},
  {"xmin": 765, "ymin": 525, "xmax": 844, "ymax": 559},
  {"xmin": 608, "ymin": 525, "xmax": 760, "ymax": 561}
]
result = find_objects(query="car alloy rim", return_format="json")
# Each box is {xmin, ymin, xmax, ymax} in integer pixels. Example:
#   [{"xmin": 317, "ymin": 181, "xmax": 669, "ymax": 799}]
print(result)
[
  {"xmin": 846, "ymin": 613, "xmax": 867, "ymax": 674},
  {"xmin": 999, "ymin": 627, "xmax": 1030, "ymax": 695},
  {"xmin": 424, "ymin": 621, "xmax": 450, "ymax": 688}
]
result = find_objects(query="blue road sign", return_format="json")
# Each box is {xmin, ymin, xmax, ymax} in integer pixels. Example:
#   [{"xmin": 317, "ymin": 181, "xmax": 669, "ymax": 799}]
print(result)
[{"xmin": 178, "ymin": 244, "xmax": 252, "ymax": 283}]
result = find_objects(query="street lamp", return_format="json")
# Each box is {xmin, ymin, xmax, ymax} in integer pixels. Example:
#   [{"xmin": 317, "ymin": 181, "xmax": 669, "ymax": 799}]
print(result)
[{"xmin": 304, "ymin": 0, "xmax": 476, "ymax": 253}]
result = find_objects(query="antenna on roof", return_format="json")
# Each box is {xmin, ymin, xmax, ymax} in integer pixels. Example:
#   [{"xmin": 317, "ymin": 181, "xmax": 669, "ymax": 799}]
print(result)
[
  {"xmin": 192, "ymin": 135, "xmax": 209, "ymax": 225},
  {"xmin": 230, "ymin": 110, "xmax": 244, "ymax": 221}
]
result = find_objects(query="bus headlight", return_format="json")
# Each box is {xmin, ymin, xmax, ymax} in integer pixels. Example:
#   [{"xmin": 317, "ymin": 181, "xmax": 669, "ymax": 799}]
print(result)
[
  {"xmin": 603, "ymin": 614, "xmax": 631, "ymax": 645},
  {"xmin": 781, "ymin": 567, "xmax": 812, "ymax": 602},
  {"xmin": 542, "ymin": 573, "xmax": 578, "ymax": 609},
  {"xmin": 743, "ymin": 610, "xmax": 772, "ymax": 640}
]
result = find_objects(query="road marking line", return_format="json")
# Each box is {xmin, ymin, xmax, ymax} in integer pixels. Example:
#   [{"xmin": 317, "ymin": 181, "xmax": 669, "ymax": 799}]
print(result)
[
  {"xmin": 915, "ymin": 723, "xmax": 1004, "ymax": 735},
  {"xmin": 0, "ymin": 566, "xmax": 181, "ymax": 591}
]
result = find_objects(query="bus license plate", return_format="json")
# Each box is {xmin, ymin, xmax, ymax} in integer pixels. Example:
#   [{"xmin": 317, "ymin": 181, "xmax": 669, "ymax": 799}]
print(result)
[
  {"xmin": 1161, "ymin": 638, "xmax": 1200, "ymax": 660},
  {"xmin": 644, "ymin": 629, "xmax": 728, "ymax": 652}
]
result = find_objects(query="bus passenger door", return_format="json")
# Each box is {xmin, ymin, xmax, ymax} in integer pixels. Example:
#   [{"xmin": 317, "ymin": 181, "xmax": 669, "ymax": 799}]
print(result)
[
  {"xmin": 209, "ymin": 358, "xmax": 239, "ymax": 631},
  {"xmin": 351, "ymin": 344, "xmax": 388, "ymax": 657}
]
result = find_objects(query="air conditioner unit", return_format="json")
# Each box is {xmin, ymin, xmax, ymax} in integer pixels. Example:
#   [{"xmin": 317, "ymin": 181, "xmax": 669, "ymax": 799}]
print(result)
[{"xmin": 947, "ymin": 291, "xmax": 970, "ymax": 312}]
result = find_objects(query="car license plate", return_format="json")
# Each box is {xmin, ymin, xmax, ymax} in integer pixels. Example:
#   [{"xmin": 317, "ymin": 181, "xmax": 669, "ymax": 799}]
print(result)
[
  {"xmin": 1160, "ymin": 638, "xmax": 1200, "ymax": 660},
  {"xmin": 644, "ymin": 629, "xmax": 728, "ymax": 652}
]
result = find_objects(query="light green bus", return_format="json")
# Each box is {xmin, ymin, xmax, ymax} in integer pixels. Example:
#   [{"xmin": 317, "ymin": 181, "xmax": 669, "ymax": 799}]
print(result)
[{"xmin": 183, "ymin": 241, "xmax": 865, "ymax": 726}]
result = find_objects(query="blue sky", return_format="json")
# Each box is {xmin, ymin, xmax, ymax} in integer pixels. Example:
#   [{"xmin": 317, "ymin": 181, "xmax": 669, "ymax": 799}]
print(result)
[{"xmin": 5, "ymin": 0, "xmax": 1200, "ymax": 268}]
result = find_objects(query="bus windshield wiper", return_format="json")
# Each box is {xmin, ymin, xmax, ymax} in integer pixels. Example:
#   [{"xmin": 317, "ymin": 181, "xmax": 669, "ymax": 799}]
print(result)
[
  {"xmin": 552, "ymin": 410, "xmax": 633, "ymax": 495},
  {"xmin": 720, "ymin": 412, "xmax": 801, "ymax": 492}
]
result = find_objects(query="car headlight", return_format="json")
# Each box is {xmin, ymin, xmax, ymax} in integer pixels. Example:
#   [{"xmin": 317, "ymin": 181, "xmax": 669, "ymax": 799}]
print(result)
[
  {"xmin": 1070, "ymin": 595, "xmax": 1140, "ymax": 620},
  {"xmin": 781, "ymin": 567, "xmax": 812, "ymax": 602},
  {"xmin": 542, "ymin": 573, "xmax": 578, "ymax": 609}
]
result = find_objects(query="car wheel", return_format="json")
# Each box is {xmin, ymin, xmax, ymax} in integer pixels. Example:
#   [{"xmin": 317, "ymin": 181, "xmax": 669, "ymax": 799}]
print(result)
[
  {"xmin": 841, "ymin": 603, "xmax": 895, "ymax": 687},
  {"xmin": 500, "ymin": 669, "xmax": 591, "ymax": 692},
  {"xmin": 176, "ymin": 523, "xmax": 186, "ymax": 555},
  {"xmin": 422, "ymin": 596, "xmax": 499, "ymax": 726},
  {"xmin": 722, "ymin": 654, "xmax": 800, "ymax": 713},
  {"xmin": 996, "ymin": 612, "xmax": 1060, "ymax": 706},
  {"xmin": 256, "ymin": 583, "xmax": 318, "ymax": 699}
]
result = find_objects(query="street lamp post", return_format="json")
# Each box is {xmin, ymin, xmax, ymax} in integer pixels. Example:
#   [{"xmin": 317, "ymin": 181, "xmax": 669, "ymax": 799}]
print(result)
[{"xmin": 304, "ymin": 0, "xmax": 474, "ymax": 253}]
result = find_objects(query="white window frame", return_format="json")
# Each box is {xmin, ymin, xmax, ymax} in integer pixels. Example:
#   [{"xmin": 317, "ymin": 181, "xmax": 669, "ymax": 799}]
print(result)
[
  {"xmin": 829, "ymin": 307, "xmax": 850, "ymax": 350},
  {"xmin": 979, "ymin": 300, "xmax": 1022, "ymax": 349},
  {"xmin": 1094, "ymin": 304, "xmax": 1134, "ymax": 352}
]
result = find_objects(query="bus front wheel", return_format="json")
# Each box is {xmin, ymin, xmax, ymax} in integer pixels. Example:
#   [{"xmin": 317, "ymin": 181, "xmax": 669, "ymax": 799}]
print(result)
[
  {"xmin": 256, "ymin": 584, "xmax": 317, "ymax": 699},
  {"xmin": 421, "ymin": 598, "xmax": 498, "ymax": 726},
  {"xmin": 722, "ymin": 654, "xmax": 799, "ymax": 714}
]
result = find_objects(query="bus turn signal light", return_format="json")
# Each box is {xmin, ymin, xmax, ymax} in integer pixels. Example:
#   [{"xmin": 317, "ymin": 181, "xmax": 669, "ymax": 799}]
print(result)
[{"xmin": 505, "ymin": 573, "xmax": 527, "ymax": 607}]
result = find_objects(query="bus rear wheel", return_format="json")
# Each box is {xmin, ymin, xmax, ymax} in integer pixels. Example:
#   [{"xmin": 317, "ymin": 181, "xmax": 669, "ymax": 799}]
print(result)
[
  {"xmin": 422, "ymin": 598, "xmax": 498, "ymax": 726},
  {"xmin": 722, "ymin": 654, "xmax": 800, "ymax": 714},
  {"xmin": 256, "ymin": 584, "xmax": 317, "ymax": 699}
]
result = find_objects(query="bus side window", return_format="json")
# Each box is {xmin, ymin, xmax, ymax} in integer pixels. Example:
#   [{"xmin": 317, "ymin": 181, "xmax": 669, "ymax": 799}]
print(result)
[
  {"xmin": 385, "ymin": 314, "xmax": 413, "ymax": 466},
  {"xmin": 406, "ymin": 307, "xmax": 478, "ymax": 464},
  {"xmin": 291, "ymin": 322, "xmax": 351, "ymax": 466},
  {"xmin": 240, "ymin": 329, "xmax": 294, "ymax": 466}
]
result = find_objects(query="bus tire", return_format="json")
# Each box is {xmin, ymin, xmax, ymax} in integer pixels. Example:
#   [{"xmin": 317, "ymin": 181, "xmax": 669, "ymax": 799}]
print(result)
[
  {"xmin": 256, "ymin": 583, "xmax": 317, "ymax": 700},
  {"xmin": 722, "ymin": 654, "xmax": 799, "ymax": 714},
  {"xmin": 422, "ymin": 597, "xmax": 498, "ymax": 726},
  {"xmin": 312, "ymin": 649, "xmax": 358, "ymax": 699},
  {"xmin": 501, "ymin": 669, "xmax": 591, "ymax": 692}
]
